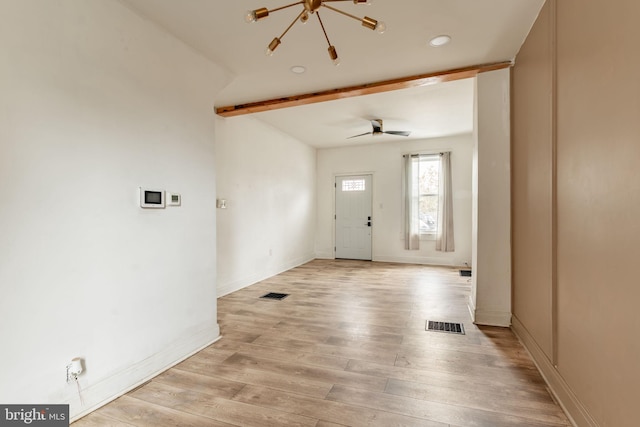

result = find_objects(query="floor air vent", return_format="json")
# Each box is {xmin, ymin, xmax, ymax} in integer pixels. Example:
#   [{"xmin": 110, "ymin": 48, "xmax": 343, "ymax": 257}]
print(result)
[
  {"xmin": 426, "ymin": 320, "xmax": 465, "ymax": 335},
  {"xmin": 260, "ymin": 292, "xmax": 289, "ymax": 300}
]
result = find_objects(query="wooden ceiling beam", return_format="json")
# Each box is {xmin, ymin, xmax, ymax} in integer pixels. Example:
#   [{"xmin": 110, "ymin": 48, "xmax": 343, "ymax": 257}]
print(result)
[{"xmin": 215, "ymin": 61, "xmax": 512, "ymax": 117}]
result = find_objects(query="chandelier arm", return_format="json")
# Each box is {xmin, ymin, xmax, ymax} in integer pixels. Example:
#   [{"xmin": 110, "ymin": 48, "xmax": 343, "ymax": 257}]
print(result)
[
  {"xmin": 269, "ymin": 1, "xmax": 304, "ymax": 14},
  {"xmin": 316, "ymin": 11, "xmax": 339, "ymax": 65},
  {"xmin": 321, "ymin": 3, "xmax": 362, "ymax": 23},
  {"xmin": 315, "ymin": 11, "xmax": 333, "ymax": 47},
  {"xmin": 323, "ymin": 0, "xmax": 371, "ymax": 4},
  {"xmin": 278, "ymin": 9, "xmax": 307, "ymax": 40}
]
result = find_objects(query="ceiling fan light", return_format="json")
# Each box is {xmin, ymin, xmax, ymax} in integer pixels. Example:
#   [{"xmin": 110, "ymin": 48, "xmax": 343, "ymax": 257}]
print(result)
[
  {"xmin": 266, "ymin": 37, "xmax": 281, "ymax": 56},
  {"xmin": 328, "ymin": 45, "xmax": 340, "ymax": 66}
]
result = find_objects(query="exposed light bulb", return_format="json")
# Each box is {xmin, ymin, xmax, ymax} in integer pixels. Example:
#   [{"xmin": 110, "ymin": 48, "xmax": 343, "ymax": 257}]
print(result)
[
  {"xmin": 245, "ymin": 8, "xmax": 268, "ymax": 23},
  {"xmin": 245, "ymin": 10, "xmax": 256, "ymax": 23},
  {"xmin": 266, "ymin": 37, "xmax": 281, "ymax": 56},
  {"xmin": 300, "ymin": 11, "xmax": 309, "ymax": 24},
  {"xmin": 328, "ymin": 45, "xmax": 340, "ymax": 66},
  {"xmin": 362, "ymin": 16, "xmax": 384, "ymax": 32}
]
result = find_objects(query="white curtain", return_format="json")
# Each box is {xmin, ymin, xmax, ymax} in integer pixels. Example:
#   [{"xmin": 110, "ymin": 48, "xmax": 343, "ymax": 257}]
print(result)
[
  {"xmin": 403, "ymin": 154, "xmax": 420, "ymax": 250},
  {"xmin": 436, "ymin": 152, "xmax": 455, "ymax": 252}
]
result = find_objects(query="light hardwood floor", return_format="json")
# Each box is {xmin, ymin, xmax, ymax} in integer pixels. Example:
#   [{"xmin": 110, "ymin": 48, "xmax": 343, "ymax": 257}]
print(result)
[{"xmin": 74, "ymin": 260, "xmax": 571, "ymax": 426}]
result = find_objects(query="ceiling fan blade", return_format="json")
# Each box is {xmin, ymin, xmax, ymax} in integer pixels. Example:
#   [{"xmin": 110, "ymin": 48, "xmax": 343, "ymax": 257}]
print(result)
[
  {"xmin": 347, "ymin": 132, "xmax": 373, "ymax": 139},
  {"xmin": 384, "ymin": 131, "xmax": 411, "ymax": 137}
]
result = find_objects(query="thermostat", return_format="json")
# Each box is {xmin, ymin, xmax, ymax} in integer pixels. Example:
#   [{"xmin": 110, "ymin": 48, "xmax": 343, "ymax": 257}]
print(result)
[
  {"xmin": 140, "ymin": 188, "xmax": 165, "ymax": 208},
  {"xmin": 168, "ymin": 193, "xmax": 181, "ymax": 206}
]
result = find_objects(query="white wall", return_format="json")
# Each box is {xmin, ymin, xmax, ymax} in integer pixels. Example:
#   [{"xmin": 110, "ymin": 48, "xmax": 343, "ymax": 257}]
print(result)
[
  {"xmin": 469, "ymin": 69, "xmax": 512, "ymax": 327},
  {"xmin": 316, "ymin": 136, "xmax": 473, "ymax": 266},
  {"xmin": 0, "ymin": 0, "xmax": 229, "ymax": 420},
  {"xmin": 215, "ymin": 116, "xmax": 316, "ymax": 297}
]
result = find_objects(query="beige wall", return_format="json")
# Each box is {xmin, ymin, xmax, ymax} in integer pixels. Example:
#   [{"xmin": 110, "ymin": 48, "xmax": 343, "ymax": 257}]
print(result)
[
  {"xmin": 512, "ymin": 1, "xmax": 640, "ymax": 426},
  {"xmin": 512, "ymin": 0, "xmax": 555, "ymax": 362}
]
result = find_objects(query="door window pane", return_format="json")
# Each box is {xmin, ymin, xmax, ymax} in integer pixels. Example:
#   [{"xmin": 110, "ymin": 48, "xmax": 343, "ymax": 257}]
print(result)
[{"xmin": 342, "ymin": 179, "xmax": 366, "ymax": 192}]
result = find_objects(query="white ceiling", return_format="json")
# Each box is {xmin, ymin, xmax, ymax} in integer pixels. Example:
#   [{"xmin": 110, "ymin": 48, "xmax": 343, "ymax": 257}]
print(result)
[{"xmin": 121, "ymin": 0, "xmax": 545, "ymax": 147}]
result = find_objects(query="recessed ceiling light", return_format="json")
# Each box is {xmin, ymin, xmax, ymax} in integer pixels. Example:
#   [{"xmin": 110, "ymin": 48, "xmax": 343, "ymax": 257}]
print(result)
[
  {"xmin": 429, "ymin": 35, "xmax": 451, "ymax": 47},
  {"xmin": 290, "ymin": 65, "xmax": 306, "ymax": 74}
]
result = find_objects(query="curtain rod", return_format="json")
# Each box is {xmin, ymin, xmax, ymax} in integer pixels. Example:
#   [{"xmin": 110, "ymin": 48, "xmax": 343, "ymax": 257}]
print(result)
[{"xmin": 402, "ymin": 152, "xmax": 447, "ymax": 158}]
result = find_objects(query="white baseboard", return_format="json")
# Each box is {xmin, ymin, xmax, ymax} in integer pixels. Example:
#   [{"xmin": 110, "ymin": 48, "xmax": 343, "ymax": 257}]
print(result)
[
  {"xmin": 467, "ymin": 295, "xmax": 511, "ymax": 327},
  {"xmin": 314, "ymin": 251, "xmax": 334, "ymax": 260},
  {"xmin": 511, "ymin": 316, "xmax": 598, "ymax": 427},
  {"xmin": 314, "ymin": 253, "xmax": 465, "ymax": 268},
  {"xmin": 217, "ymin": 253, "xmax": 315, "ymax": 297},
  {"xmin": 373, "ymin": 255, "xmax": 456, "ymax": 266},
  {"xmin": 467, "ymin": 295, "xmax": 477, "ymax": 323},
  {"xmin": 68, "ymin": 323, "xmax": 220, "ymax": 422},
  {"xmin": 473, "ymin": 309, "xmax": 512, "ymax": 327}
]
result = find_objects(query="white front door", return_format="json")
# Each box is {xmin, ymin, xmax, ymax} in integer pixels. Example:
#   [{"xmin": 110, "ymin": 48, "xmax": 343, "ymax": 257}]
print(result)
[{"xmin": 335, "ymin": 175, "xmax": 372, "ymax": 260}]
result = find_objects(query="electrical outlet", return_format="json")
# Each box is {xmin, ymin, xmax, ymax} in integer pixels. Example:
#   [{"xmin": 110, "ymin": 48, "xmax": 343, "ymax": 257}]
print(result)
[{"xmin": 66, "ymin": 358, "xmax": 83, "ymax": 383}]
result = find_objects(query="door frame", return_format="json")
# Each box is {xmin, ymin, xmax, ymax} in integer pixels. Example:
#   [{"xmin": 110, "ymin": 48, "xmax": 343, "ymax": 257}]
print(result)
[{"xmin": 333, "ymin": 172, "xmax": 375, "ymax": 260}]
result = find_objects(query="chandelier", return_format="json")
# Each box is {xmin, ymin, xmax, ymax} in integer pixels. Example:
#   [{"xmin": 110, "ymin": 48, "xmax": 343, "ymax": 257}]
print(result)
[{"xmin": 245, "ymin": 0, "xmax": 386, "ymax": 65}]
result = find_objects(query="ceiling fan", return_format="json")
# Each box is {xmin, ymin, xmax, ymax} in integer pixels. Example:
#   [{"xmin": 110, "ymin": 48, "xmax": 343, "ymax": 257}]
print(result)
[{"xmin": 347, "ymin": 119, "xmax": 411, "ymax": 139}]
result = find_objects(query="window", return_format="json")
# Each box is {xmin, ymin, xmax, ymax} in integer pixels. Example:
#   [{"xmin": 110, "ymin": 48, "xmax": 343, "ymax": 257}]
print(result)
[
  {"xmin": 342, "ymin": 179, "xmax": 366, "ymax": 192},
  {"xmin": 417, "ymin": 156, "xmax": 439, "ymax": 234},
  {"xmin": 404, "ymin": 152, "xmax": 454, "ymax": 251}
]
